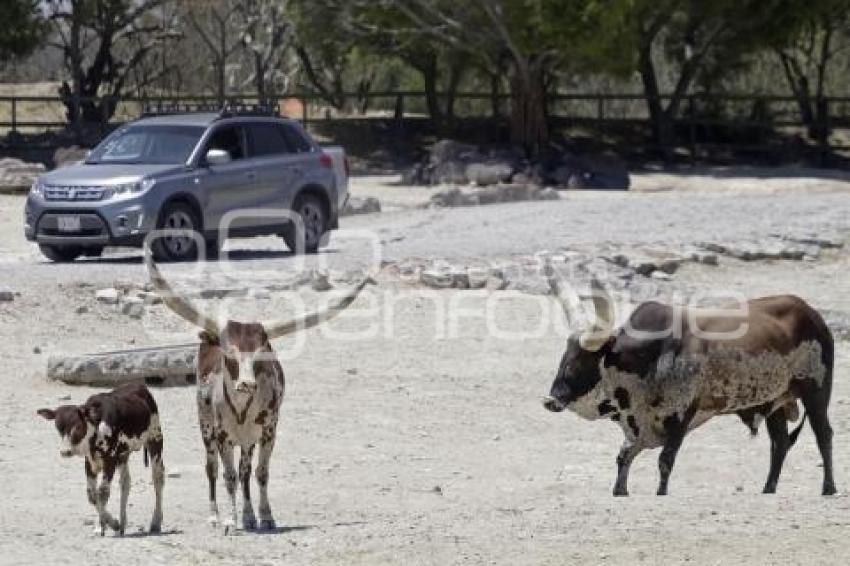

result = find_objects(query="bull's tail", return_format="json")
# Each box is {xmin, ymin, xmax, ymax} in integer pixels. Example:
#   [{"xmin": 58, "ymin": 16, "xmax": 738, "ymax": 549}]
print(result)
[
  {"xmin": 788, "ymin": 411, "xmax": 808, "ymax": 448},
  {"xmin": 144, "ymin": 446, "xmax": 150, "ymax": 467}
]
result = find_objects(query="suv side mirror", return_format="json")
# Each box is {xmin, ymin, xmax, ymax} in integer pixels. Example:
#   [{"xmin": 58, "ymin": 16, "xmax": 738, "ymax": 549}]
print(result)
[{"xmin": 205, "ymin": 149, "xmax": 232, "ymax": 166}]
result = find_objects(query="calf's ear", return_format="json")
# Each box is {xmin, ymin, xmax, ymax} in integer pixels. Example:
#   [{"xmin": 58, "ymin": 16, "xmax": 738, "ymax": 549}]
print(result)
[{"xmin": 37, "ymin": 408, "xmax": 56, "ymax": 420}]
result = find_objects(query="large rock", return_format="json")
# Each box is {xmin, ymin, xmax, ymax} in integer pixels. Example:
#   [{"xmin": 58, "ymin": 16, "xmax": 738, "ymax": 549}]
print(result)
[
  {"xmin": 429, "ymin": 139, "xmax": 480, "ymax": 165},
  {"xmin": 428, "ymin": 184, "xmax": 560, "ymax": 208},
  {"xmin": 342, "ymin": 197, "xmax": 381, "ymax": 216},
  {"xmin": 53, "ymin": 146, "xmax": 89, "ymax": 168},
  {"xmin": 465, "ymin": 162, "xmax": 514, "ymax": 186},
  {"xmin": 0, "ymin": 157, "xmax": 46, "ymax": 193},
  {"xmin": 47, "ymin": 345, "xmax": 198, "ymax": 386}
]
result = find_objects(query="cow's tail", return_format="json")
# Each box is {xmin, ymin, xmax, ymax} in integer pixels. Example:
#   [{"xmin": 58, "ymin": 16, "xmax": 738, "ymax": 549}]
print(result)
[
  {"xmin": 788, "ymin": 412, "xmax": 808, "ymax": 448},
  {"xmin": 144, "ymin": 446, "xmax": 149, "ymax": 468}
]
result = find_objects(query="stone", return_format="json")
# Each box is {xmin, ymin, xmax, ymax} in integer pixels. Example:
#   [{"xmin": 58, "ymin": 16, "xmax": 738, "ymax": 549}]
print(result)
[
  {"xmin": 342, "ymin": 197, "xmax": 382, "ymax": 216},
  {"xmin": 0, "ymin": 290, "xmax": 14, "ymax": 302},
  {"xmin": 311, "ymin": 271, "xmax": 333, "ymax": 292},
  {"xmin": 95, "ymin": 288, "xmax": 120, "ymax": 304},
  {"xmin": 651, "ymin": 270, "xmax": 672, "ymax": 281},
  {"xmin": 0, "ymin": 157, "xmax": 46, "ymax": 192},
  {"xmin": 465, "ymin": 162, "xmax": 514, "ymax": 186},
  {"xmin": 420, "ymin": 269, "xmax": 455, "ymax": 289},
  {"xmin": 53, "ymin": 146, "xmax": 89, "ymax": 168},
  {"xmin": 120, "ymin": 296, "xmax": 145, "ymax": 318},
  {"xmin": 75, "ymin": 305, "xmax": 89, "ymax": 314},
  {"xmin": 136, "ymin": 291, "xmax": 163, "ymax": 305},
  {"xmin": 535, "ymin": 187, "xmax": 560, "ymax": 201}
]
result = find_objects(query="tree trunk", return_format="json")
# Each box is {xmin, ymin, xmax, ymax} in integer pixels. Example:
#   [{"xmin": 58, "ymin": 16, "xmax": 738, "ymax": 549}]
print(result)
[
  {"xmin": 638, "ymin": 45, "xmax": 674, "ymax": 161},
  {"xmin": 490, "ymin": 73, "xmax": 503, "ymax": 118},
  {"xmin": 508, "ymin": 57, "xmax": 548, "ymax": 155},
  {"xmin": 421, "ymin": 57, "xmax": 443, "ymax": 131}
]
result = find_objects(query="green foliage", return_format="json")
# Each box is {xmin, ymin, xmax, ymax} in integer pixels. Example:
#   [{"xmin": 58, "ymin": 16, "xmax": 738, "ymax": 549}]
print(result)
[{"xmin": 0, "ymin": 0, "xmax": 44, "ymax": 61}]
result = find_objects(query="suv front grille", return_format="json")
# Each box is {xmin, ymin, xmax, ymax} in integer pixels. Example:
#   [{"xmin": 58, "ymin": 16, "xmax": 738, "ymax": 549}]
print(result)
[{"xmin": 44, "ymin": 185, "xmax": 105, "ymax": 201}]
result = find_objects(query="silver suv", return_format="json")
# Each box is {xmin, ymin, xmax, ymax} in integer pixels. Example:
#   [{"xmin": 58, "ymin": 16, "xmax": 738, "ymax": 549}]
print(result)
[{"xmin": 24, "ymin": 109, "xmax": 348, "ymax": 261}]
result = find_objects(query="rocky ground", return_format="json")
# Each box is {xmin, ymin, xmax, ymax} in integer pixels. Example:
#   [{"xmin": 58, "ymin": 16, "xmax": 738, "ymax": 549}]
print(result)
[{"xmin": 1, "ymin": 170, "xmax": 850, "ymax": 565}]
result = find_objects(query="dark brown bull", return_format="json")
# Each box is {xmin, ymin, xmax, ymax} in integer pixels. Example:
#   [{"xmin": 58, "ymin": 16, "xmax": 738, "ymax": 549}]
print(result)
[
  {"xmin": 542, "ymin": 267, "xmax": 836, "ymax": 497},
  {"xmin": 37, "ymin": 383, "xmax": 165, "ymax": 535},
  {"xmin": 146, "ymin": 251, "xmax": 373, "ymax": 533}
]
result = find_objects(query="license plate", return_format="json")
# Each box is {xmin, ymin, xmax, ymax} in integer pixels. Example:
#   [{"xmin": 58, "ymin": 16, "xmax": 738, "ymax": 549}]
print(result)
[{"xmin": 57, "ymin": 215, "xmax": 82, "ymax": 232}]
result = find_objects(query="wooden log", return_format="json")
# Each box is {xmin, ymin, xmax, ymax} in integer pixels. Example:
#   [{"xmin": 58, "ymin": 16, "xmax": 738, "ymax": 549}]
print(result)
[{"xmin": 47, "ymin": 343, "xmax": 198, "ymax": 387}]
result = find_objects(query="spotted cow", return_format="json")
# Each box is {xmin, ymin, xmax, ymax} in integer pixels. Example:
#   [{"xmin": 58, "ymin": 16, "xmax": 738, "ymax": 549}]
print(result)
[
  {"xmin": 146, "ymin": 250, "xmax": 373, "ymax": 533},
  {"xmin": 37, "ymin": 383, "xmax": 165, "ymax": 535},
  {"xmin": 542, "ymin": 268, "xmax": 836, "ymax": 497}
]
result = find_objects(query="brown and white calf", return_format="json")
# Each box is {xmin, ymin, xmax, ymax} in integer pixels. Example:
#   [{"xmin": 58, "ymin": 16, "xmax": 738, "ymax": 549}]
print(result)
[
  {"xmin": 542, "ymin": 267, "xmax": 836, "ymax": 497},
  {"xmin": 37, "ymin": 383, "xmax": 165, "ymax": 535},
  {"xmin": 147, "ymin": 252, "xmax": 372, "ymax": 533}
]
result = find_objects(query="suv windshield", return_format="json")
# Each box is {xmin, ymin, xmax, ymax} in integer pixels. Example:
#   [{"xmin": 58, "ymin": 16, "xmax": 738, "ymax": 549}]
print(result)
[{"xmin": 86, "ymin": 125, "xmax": 205, "ymax": 165}]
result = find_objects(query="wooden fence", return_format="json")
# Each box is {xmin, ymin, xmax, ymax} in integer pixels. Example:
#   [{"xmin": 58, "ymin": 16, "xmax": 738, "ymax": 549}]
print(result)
[{"xmin": 1, "ymin": 91, "xmax": 849, "ymax": 160}]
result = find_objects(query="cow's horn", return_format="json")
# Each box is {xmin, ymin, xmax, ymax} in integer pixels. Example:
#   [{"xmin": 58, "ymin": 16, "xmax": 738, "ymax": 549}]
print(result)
[
  {"xmin": 543, "ymin": 258, "xmax": 573, "ymax": 326},
  {"xmin": 579, "ymin": 277, "xmax": 615, "ymax": 351},
  {"xmin": 144, "ymin": 246, "xmax": 221, "ymax": 337},
  {"xmin": 263, "ymin": 273, "xmax": 376, "ymax": 339}
]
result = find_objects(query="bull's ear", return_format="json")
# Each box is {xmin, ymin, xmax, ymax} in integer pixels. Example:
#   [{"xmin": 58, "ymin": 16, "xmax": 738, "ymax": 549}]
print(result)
[
  {"xmin": 37, "ymin": 408, "xmax": 56, "ymax": 420},
  {"xmin": 199, "ymin": 330, "xmax": 219, "ymax": 345},
  {"xmin": 83, "ymin": 402, "xmax": 101, "ymax": 425},
  {"xmin": 600, "ymin": 335, "xmax": 616, "ymax": 354}
]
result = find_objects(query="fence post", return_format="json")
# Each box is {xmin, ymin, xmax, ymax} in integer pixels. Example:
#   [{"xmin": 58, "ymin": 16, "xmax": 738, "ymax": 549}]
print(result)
[
  {"xmin": 818, "ymin": 97, "xmax": 830, "ymax": 167},
  {"xmin": 688, "ymin": 96, "xmax": 697, "ymax": 164},
  {"xmin": 10, "ymin": 98, "xmax": 17, "ymax": 133},
  {"xmin": 301, "ymin": 96, "xmax": 308, "ymax": 127},
  {"xmin": 596, "ymin": 96, "xmax": 605, "ymax": 142},
  {"xmin": 394, "ymin": 93, "xmax": 405, "ymax": 131}
]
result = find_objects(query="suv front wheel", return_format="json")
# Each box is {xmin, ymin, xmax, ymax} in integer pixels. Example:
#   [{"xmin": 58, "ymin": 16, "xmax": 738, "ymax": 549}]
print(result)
[
  {"xmin": 151, "ymin": 202, "xmax": 201, "ymax": 262},
  {"xmin": 283, "ymin": 194, "xmax": 327, "ymax": 254},
  {"xmin": 39, "ymin": 244, "xmax": 83, "ymax": 262}
]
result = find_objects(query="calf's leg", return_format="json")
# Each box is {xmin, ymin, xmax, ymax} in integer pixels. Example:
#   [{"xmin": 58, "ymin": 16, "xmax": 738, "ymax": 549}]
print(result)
[
  {"xmin": 85, "ymin": 460, "xmax": 105, "ymax": 535},
  {"xmin": 256, "ymin": 424, "xmax": 277, "ymax": 529},
  {"xmin": 762, "ymin": 411, "xmax": 790, "ymax": 494},
  {"xmin": 239, "ymin": 444, "xmax": 257, "ymax": 530},
  {"xmin": 613, "ymin": 441, "xmax": 641, "ymax": 497},
  {"xmin": 118, "ymin": 461, "xmax": 130, "ymax": 535},
  {"xmin": 95, "ymin": 460, "xmax": 121, "ymax": 534}
]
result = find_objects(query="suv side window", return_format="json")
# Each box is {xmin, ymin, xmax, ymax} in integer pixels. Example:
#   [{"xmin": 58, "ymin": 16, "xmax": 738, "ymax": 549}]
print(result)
[
  {"xmin": 247, "ymin": 123, "xmax": 290, "ymax": 157},
  {"xmin": 205, "ymin": 125, "xmax": 246, "ymax": 162},
  {"xmin": 278, "ymin": 124, "xmax": 312, "ymax": 153}
]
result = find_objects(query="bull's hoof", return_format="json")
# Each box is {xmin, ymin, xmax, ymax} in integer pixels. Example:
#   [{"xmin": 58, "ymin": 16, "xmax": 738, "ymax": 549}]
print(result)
[
  {"xmin": 823, "ymin": 484, "xmax": 837, "ymax": 496},
  {"xmin": 149, "ymin": 522, "xmax": 162, "ymax": 534},
  {"xmin": 656, "ymin": 489, "xmax": 668, "ymax": 496},
  {"xmin": 242, "ymin": 516, "xmax": 258, "ymax": 531},
  {"xmin": 613, "ymin": 487, "xmax": 629, "ymax": 497},
  {"xmin": 259, "ymin": 519, "xmax": 276, "ymax": 531},
  {"xmin": 762, "ymin": 484, "xmax": 777, "ymax": 494}
]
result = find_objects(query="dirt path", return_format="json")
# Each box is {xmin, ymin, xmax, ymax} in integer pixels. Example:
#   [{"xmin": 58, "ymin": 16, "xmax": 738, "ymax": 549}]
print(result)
[{"xmin": 1, "ymin": 174, "xmax": 850, "ymax": 565}]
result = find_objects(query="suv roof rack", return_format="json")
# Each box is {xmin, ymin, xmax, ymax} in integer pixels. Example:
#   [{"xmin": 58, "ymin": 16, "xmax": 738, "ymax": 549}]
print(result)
[{"xmin": 140, "ymin": 100, "xmax": 280, "ymax": 119}]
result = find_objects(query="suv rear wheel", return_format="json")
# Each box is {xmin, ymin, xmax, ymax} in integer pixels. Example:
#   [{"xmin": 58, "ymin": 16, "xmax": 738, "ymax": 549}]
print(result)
[
  {"xmin": 152, "ymin": 202, "xmax": 201, "ymax": 262},
  {"xmin": 283, "ymin": 193, "xmax": 327, "ymax": 254},
  {"xmin": 39, "ymin": 244, "xmax": 83, "ymax": 262}
]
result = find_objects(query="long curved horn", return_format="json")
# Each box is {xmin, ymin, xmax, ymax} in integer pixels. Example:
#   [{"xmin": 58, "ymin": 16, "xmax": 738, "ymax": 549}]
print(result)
[
  {"xmin": 144, "ymin": 246, "xmax": 221, "ymax": 337},
  {"xmin": 579, "ymin": 278, "xmax": 615, "ymax": 351},
  {"xmin": 543, "ymin": 257, "xmax": 573, "ymax": 327},
  {"xmin": 263, "ymin": 274, "xmax": 376, "ymax": 339}
]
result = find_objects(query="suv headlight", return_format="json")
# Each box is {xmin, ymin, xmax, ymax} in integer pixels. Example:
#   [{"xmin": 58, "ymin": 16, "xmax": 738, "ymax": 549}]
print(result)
[
  {"xmin": 30, "ymin": 180, "xmax": 45, "ymax": 196},
  {"xmin": 103, "ymin": 178, "xmax": 156, "ymax": 200}
]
